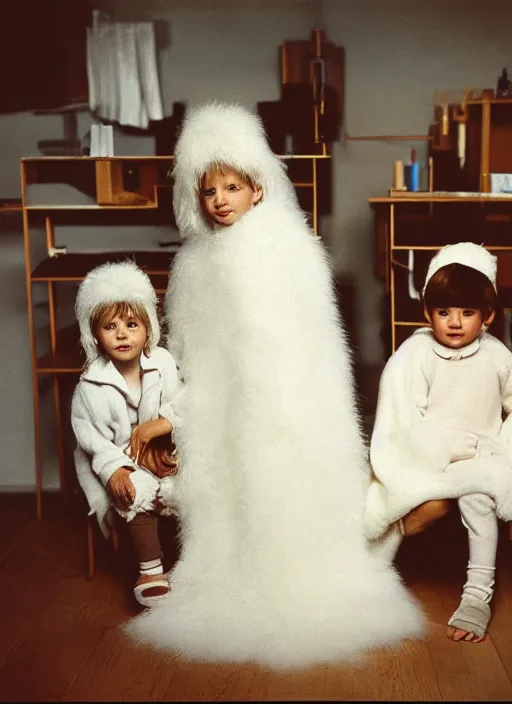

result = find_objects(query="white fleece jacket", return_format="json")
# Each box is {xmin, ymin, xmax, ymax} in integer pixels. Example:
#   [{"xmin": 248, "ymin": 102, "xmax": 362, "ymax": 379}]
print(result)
[
  {"xmin": 365, "ymin": 328, "xmax": 512, "ymax": 542},
  {"xmin": 71, "ymin": 346, "xmax": 181, "ymax": 537}
]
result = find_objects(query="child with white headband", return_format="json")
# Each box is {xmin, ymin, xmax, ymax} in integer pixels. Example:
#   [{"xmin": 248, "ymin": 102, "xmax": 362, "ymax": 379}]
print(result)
[
  {"xmin": 366, "ymin": 242, "xmax": 512, "ymax": 643},
  {"xmin": 71, "ymin": 260, "xmax": 181, "ymax": 607}
]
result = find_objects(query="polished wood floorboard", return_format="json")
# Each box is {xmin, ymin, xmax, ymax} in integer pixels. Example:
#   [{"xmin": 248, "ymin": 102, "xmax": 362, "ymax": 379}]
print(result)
[{"xmin": 1, "ymin": 494, "xmax": 512, "ymax": 702}]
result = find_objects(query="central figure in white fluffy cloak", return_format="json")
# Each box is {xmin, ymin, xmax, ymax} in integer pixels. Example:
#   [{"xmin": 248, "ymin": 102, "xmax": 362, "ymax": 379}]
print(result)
[{"xmin": 126, "ymin": 102, "xmax": 423, "ymax": 669}]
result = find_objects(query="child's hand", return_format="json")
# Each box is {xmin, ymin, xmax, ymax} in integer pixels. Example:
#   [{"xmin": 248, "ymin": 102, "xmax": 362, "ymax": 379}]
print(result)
[
  {"xmin": 449, "ymin": 432, "xmax": 478, "ymax": 462},
  {"xmin": 107, "ymin": 467, "xmax": 135, "ymax": 509},
  {"xmin": 130, "ymin": 418, "xmax": 173, "ymax": 464}
]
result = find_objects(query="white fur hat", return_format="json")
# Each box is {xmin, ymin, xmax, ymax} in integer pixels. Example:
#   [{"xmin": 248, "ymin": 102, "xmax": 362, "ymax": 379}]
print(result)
[
  {"xmin": 172, "ymin": 101, "xmax": 298, "ymax": 237},
  {"xmin": 423, "ymin": 242, "xmax": 497, "ymax": 293},
  {"xmin": 75, "ymin": 260, "xmax": 160, "ymax": 363}
]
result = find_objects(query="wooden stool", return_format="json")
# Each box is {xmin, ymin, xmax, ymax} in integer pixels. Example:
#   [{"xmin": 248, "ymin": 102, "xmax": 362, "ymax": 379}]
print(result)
[{"xmin": 86, "ymin": 513, "xmax": 120, "ymax": 580}]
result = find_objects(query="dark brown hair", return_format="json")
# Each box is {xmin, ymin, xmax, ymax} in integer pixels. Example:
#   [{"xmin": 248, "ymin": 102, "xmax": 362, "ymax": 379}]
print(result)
[{"xmin": 423, "ymin": 263, "xmax": 497, "ymax": 319}]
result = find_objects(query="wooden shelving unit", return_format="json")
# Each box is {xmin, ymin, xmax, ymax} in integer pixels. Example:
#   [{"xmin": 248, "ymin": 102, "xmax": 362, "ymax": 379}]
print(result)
[
  {"xmin": 21, "ymin": 153, "xmax": 329, "ymax": 518},
  {"xmin": 371, "ymin": 88, "xmax": 512, "ymax": 356},
  {"xmin": 0, "ymin": 199, "xmax": 23, "ymax": 213},
  {"xmin": 370, "ymin": 194, "xmax": 512, "ymax": 354}
]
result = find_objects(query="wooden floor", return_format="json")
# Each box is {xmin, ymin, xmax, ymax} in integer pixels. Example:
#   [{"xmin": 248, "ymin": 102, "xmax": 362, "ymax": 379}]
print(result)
[{"xmin": 2, "ymin": 494, "xmax": 512, "ymax": 702}]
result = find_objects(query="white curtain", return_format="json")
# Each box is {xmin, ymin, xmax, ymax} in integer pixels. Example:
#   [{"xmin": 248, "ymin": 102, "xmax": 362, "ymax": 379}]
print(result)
[{"xmin": 87, "ymin": 12, "xmax": 164, "ymax": 129}]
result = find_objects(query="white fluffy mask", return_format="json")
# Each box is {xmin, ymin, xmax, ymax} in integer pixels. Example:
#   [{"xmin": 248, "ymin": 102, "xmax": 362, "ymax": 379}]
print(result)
[
  {"xmin": 75, "ymin": 260, "xmax": 160, "ymax": 363},
  {"xmin": 172, "ymin": 101, "xmax": 298, "ymax": 237},
  {"xmin": 423, "ymin": 242, "xmax": 497, "ymax": 293}
]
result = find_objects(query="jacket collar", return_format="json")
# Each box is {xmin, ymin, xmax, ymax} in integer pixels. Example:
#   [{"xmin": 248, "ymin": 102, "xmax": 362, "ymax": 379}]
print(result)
[{"xmin": 81, "ymin": 352, "xmax": 159, "ymax": 405}]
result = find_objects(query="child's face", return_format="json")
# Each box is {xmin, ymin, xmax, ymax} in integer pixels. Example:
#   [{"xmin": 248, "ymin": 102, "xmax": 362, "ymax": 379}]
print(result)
[
  {"xmin": 426, "ymin": 306, "xmax": 493, "ymax": 349},
  {"xmin": 95, "ymin": 310, "xmax": 148, "ymax": 365},
  {"xmin": 200, "ymin": 168, "xmax": 262, "ymax": 228}
]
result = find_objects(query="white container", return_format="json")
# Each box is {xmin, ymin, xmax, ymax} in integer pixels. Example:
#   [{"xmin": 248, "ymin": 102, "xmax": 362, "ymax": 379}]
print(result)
[{"xmin": 490, "ymin": 173, "xmax": 512, "ymax": 194}]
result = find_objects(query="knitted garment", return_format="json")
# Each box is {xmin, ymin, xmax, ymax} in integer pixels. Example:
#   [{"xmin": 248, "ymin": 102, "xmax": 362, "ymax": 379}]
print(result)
[{"xmin": 423, "ymin": 242, "xmax": 497, "ymax": 293}]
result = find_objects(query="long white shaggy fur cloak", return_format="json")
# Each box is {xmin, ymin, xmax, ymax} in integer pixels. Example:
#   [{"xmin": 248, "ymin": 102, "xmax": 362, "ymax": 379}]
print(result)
[{"xmin": 125, "ymin": 103, "xmax": 423, "ymax": 669}]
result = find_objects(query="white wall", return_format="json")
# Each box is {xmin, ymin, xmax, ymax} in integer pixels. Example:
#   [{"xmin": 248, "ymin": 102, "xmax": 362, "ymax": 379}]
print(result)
[
  {"xmin": 322, "ymin": 0, "xmax": 512, "ymax": 362},
  {"xmin": 0, "ymin": 0, "xmax": 318, "ymax": 490},
  {"xmin": 1, "ymin": 0, "xmax": 512, "ymax": 489},
  {"xmin": 97, "ymin": 0, "xmax": 319, "ymax": 110},
  {"xmin": 0, "ymin": 112, "xmax": 67, "ymax": 492}
]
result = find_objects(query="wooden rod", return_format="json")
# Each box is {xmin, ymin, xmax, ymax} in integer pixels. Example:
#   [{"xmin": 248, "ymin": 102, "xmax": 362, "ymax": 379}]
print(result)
[
  {"xmin": 391, "ymin": 258, "xmax": 410, "ymax": 271},
  {"xmin": 480, "ymin": 100, "xmax": 491, "ymax": 192},
  {"xmin": 47, "ymin": 281, "xmax": 68, "ymax": 504},
  {"xmin": 390, "ymin": 204, "xmax": 396, "ymax": 353},
  {"xmin": 45, "ymin": 216, "xmax": 55, "ymax": 255},
  {"xmin": 87, "ymin": 515, "xmax": 95, "ymax": 580},
  {"xmin": 312, "ymin": 158, "xmax": 318, "ymax": 236},
  {"xmin": 345, "ymin": 133, "xmax": 433, "ymax": 142},
  {"xmin": 395, "ymin": 321, "xmax": 428, "ymax": 326},
  {"xmin": 21, "ymin": 163, "xmax": 43, "ymax": 520},
  {"xmin": 393, "ymin": 245, "xmax": 512, "ymax": 251}
]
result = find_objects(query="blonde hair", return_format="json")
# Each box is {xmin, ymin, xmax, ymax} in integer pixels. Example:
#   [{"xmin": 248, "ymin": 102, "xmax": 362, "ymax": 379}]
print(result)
[
  {"xmin": 90, "ymin": 301, "xmax": 152, "ymax": 362},
  {"xmin": 199, "ymin": 162, "xmax": 263, "ymax": 200}
]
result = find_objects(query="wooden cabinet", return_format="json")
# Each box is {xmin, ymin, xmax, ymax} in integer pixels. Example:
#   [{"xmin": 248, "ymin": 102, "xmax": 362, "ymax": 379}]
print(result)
[
  {"xmin": 429, "ymin": 97, "xmax": 512, "ymax": 193},
  {"xmin": 1, "ymin": 0, "xmax": 90, "ymax": 113},
  {"xmin": 372, "ymin": 88, "xmax": 512, "ymax": 356},
  {"xmin": 371, "ymin": 195, "xmax": 512, "ymax": 356}
]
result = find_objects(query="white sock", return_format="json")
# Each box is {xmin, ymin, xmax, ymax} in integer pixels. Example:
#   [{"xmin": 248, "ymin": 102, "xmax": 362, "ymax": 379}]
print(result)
[
  {"xmin": 463, "ymin": 562, "xmax": 496, "ymax": 604},
  {"xmin": 139, "ymin": 557, "xmax": 163, "ymax": 577}
]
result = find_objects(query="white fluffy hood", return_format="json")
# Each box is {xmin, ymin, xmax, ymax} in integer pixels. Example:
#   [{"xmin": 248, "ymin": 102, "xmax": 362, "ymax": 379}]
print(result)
[
  {"xmin": 75, "ymin": 260, "xmax": 160, "ymax": 363},
  {"xmin": 172, "ymin": 101, "xmax": 298, "ymax": 237}
]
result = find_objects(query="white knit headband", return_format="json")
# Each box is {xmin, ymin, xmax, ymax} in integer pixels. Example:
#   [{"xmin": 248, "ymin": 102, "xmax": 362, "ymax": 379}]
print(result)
[{"xmin": 423, "ymin": 242, "xmax": 497, "ymax": 293}]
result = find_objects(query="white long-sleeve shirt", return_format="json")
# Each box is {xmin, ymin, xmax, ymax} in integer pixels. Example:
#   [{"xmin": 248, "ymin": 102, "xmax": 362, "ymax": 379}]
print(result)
[{"xmin": 410, "ymin": 331, "xmax": 512, "ymax": 440}]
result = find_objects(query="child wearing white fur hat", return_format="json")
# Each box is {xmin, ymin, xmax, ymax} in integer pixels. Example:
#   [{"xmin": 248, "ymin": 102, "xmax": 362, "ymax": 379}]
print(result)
[
  {"xmin": 125, "ymin": 102, "xmax": 424, "ymax": 669},
  {"xmin": 366, "ymin": 242, "xmax": 512, "ymax": 643},
  {"xmin": 71, "ymin": 260, "xmax": 181, "ymax": 607}
]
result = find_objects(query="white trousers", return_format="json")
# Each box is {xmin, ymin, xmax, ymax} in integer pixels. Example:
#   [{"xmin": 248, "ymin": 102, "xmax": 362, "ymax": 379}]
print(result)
[
  {"xmin": 369, "ymin": 439, "xmax": 507, "ymax": 604},
  {"xmin": 458, "ymin": 491, "xmax": 498, "ymax": 603},
  {"xmin": 455, "ymin": 439, "xmax": 507, "ymax": 603}
]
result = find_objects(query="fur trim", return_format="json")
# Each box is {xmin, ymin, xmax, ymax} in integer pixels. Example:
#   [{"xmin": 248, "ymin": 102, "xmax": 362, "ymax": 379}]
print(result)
[
  {"xmin": 75, "ymin": 260, "xmax": 160, "ymax": 363},
  {"xmin": 172, "ymin": 101, "xmax": 298, "ymax": 237},
  {"xmin": 423, "ymin": 242, "xmax": 497, "ymax": 292}
]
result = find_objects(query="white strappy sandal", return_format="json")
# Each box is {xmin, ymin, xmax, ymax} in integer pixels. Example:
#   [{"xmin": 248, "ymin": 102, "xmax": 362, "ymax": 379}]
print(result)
[{"xmin": 133, "ymin": 575, "xmax": 170, "ymax": 607}]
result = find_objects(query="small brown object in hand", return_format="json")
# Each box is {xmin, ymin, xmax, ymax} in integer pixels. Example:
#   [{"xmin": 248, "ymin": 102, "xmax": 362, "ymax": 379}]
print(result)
[{"xmin": 138, "ymin": 433, "xmax": 179, "ymax": 479}]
